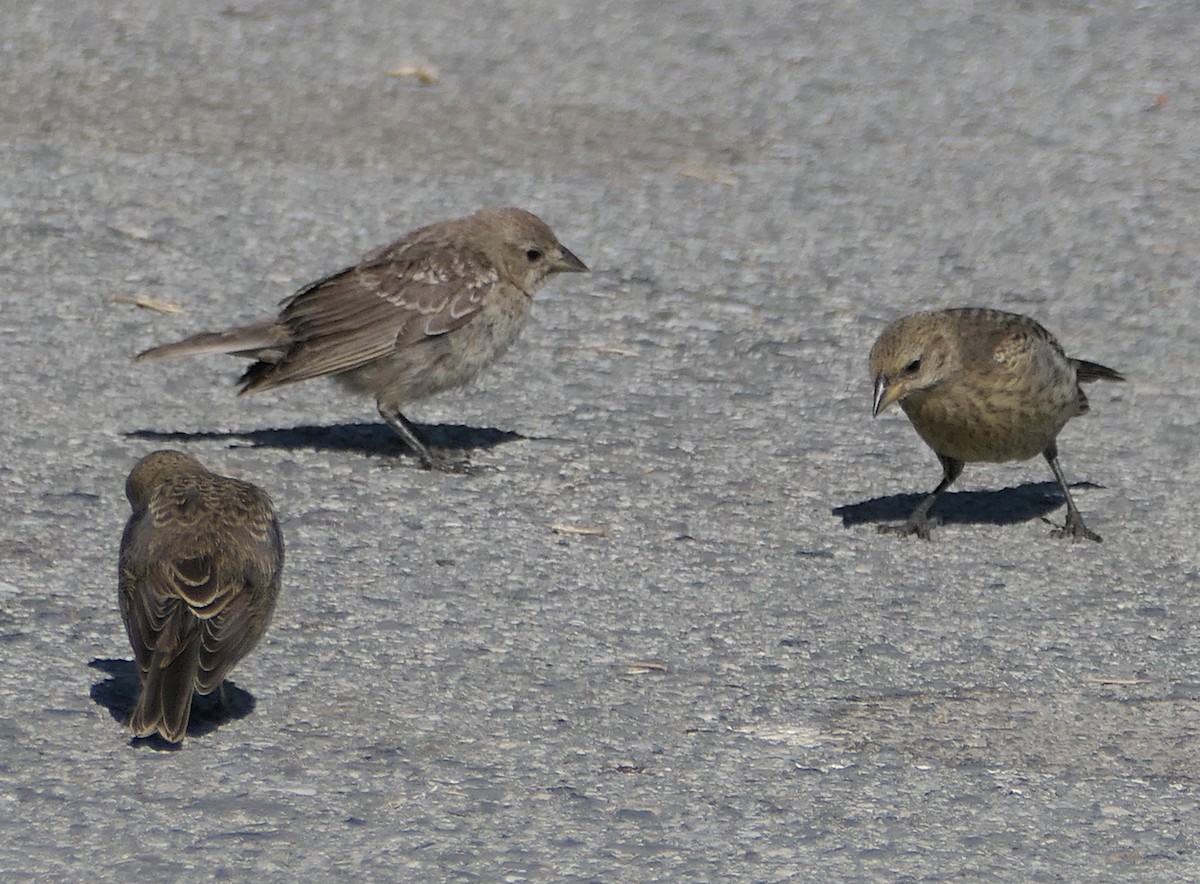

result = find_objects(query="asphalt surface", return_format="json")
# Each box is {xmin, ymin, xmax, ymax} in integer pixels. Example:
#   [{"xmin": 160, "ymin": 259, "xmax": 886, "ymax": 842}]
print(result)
[{"xmin": 3, "ymin": 1, "xmax": 1200, "ymax": 880}]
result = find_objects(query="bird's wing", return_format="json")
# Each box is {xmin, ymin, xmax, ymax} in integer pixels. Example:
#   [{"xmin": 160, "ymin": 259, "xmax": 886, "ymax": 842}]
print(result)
[
  {"xmin": 195, "ymin": 539, "xmax": 282, "ymax": 695},
  {"xmin": 244, "ymin": 240, "xmax": 502, "ymax": 388},
  {"xmin": 965, "ymin": 311, "xmax": 1066, "ymax": 372},
  {"xmin": 119, "ymin": 507, "xmax": 197, "ymax": 681},
  {"xmin": 202, "ymin": 484, "xmax": 282, "ymax": 692},
  {"xmin": 119, "ymin": 546, "xmax": 192, "ymax": 680},
  {"xmin": 198, "ymin": 494, "xmax": 282, "ymax": 693}
]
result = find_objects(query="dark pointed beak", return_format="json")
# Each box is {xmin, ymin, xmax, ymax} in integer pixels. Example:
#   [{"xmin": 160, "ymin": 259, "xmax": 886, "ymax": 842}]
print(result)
[
  {"xmin": 872, "ymin": 374, "xmax": 900, "ymax": 417},
  {"xmin": 555, "ymin": 245, "xmax": 588, "ymax": 273}
]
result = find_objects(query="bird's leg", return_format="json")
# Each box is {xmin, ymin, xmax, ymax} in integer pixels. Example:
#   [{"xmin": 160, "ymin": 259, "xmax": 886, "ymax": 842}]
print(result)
[
  {"xmin": 377, "ymin": 403, "xmax": 470, "ymax": 473},
  {"xmin": 1043, "ymin": 443, "xmax": 1101, "ymax": 543},
  {"xmin": 880, "ymin": 454, "xmax": 963, "ymax": 540},
  {"xmin": 190, "ymin": 683, "xmax": 226, "ymax": 722}
]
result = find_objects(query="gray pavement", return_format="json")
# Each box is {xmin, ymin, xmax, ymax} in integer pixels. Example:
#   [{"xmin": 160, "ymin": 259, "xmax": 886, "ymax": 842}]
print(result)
[{"xmin": 2, "ymin": 0, "xmax": 1199, "ymax": 879}]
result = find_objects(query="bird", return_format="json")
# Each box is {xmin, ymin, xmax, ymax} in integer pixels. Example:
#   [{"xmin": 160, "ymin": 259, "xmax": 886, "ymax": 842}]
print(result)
[
  {"xmin": 868, "ymin": 307, "xmax": 1124, "ymax": 542},
  {"xmin": 118, "ymin": 450, "xmax": 284, "ymax": 743},
  {"xmin": 135, "ymin": 206, "xmax": 588, "ymax": 470}
]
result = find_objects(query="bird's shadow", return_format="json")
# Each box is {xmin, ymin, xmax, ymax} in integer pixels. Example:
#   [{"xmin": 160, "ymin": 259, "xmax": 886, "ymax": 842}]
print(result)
[
  {"xmin": 126, "ymin": 421, "xmax": 523, "ymax": 458},
  {"xmin": 833, "ymin": 480, "xmax": 1102, "ymax": 529},
  {"xmin": 88, "ymin": 658, "xmax": 256, "ymax": 750}
]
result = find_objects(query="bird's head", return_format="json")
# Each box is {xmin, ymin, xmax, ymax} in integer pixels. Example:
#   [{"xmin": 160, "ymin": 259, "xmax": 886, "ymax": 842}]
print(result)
[
  {"xmin": 125, "ymin": 449, "xmax": 207, "ymax": 511},
  {"xmin": 480, "ymin": 207, "xmax": 588, "ymax": 295},
  {"xmin": 868, "ymin": 315, "xmax": 958, "ymax": 417}
]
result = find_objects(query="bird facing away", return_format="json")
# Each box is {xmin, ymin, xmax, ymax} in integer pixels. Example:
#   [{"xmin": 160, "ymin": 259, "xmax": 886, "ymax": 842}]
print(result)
[
  {"xmin": 136, "ymin": 206, "xmax": 588, "ymax": 470},
  {"xmin": 869, "ymin": 307, "xmax": 1124, "ymax": 542},
  {"xmin": 118, "ymin": 450, "xmax": 284, "ymax": 743}
]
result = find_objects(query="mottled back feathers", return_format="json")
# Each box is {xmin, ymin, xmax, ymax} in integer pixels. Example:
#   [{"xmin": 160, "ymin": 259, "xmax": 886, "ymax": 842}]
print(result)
[{"xmin": 119, "ymin": 450, "xmax": 283, "ymax": 742}]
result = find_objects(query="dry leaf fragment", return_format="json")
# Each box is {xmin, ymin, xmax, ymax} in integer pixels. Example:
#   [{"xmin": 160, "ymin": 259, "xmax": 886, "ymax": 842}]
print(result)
[
  {"xmin": 550, "ymin": 523, "xmax": 611, "ymax": 537},
  {"xmin": 625, "ymin": 660, "xmax": 667, "ymax": 675},
  {"xmin": 388, "ymin": 62, "xmax": 439, "ymax": 85},
  {"xmin": 673, "ymin": 159, "xmax": 737, "ymax": 187},
  {"xmin": 111, "ymin": 294, "xmax": 184, "ymax": 315},
  {"xmin": 563, "ymin": 344, "xmax": 637, "ymax": 357}
]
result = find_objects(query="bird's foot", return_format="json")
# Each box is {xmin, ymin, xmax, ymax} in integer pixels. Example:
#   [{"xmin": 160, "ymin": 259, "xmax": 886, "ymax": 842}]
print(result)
[
  {"xmin": 383, "ymin": 441, "xmax": 474, "ymax": 474},
  {"xmin": 1048, "ymin": 512, "xmax": 1102, "ymax": 543},
  {"xmin": 420, "ymin": 450, "xmax": 476, "ymax": 475},
  {"xmin": 877, "ymin": 515, "xmax": 939, "ymax": 540}
]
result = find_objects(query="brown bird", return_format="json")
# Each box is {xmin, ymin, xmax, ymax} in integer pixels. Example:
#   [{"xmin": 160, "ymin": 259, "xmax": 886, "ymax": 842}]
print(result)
[
  {"xmin": 136, "ymin": 206, "xmax": 588, "ymax": 470},
  {"xmin": 118, "ymin": 450, "xmax": 284, "ymax": 743},
  {"xmin": 869, "ymin": 307, "xmax": 1124, "ymax": 542}
]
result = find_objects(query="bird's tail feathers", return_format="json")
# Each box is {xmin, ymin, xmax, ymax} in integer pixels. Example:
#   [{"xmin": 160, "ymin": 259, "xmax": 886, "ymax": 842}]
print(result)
[
  {"xmin": 128, "ymin": 632, "xmax": 201, "ymax": 743},
  {"xmin": 135, "ymin": 321, "xmax": 289, "ymax": 363}
]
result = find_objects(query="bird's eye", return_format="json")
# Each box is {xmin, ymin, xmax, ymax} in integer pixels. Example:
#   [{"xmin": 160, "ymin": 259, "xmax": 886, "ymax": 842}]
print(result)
[
  {"xmin": 904, "ymin": 358, "xmax": 922, "ymax": 374},
  {"xmin": 525, "ymin": 248, "xmax": 543, "ymax": 262}
]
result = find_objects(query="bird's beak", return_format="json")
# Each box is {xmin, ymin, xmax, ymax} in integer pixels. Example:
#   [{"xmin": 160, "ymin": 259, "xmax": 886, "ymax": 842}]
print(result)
[
  {"xmin": 555, "ymin": 246, "xmax": 588, "ymax": 273},
  {"xmin": 872, "ymin": 374, "xmax": 904, "ymax": 417}
]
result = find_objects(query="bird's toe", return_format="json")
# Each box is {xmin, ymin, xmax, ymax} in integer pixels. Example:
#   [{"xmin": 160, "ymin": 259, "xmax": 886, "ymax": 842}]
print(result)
[
  {"xmin": 877, "ymin": 516, "xmax": 938, "ymax": 541},
  {"xmin": 1050, "ymin": 514, "xmax": 1102, "ymax": 543}
]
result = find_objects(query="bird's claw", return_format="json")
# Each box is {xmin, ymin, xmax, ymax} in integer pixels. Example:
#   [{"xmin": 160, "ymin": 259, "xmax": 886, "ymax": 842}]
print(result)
[
  {"xmin": 877, "ymin": 515, "xmax": 938, "ymax": 540},
  {"xmin": 1049, "ymin": 513, "xmax": 1102, "ymax": 543},
  {"xmin": 421, "ymin": 452, "xmax": 476, "ymax": 476}
]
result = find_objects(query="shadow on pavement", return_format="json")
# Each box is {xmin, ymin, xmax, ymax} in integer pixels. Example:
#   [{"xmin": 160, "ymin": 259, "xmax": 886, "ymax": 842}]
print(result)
[
  {"xmin": 833, "ymin": 480, "xmax": 1103, "ymax": 528},
  {"xmin": 126, "ymin": 421, "xmax": 524, "ymax": 458},
  {"xmin": 88, "ymin": 657, "xmax": 257, "ymax": 750}
]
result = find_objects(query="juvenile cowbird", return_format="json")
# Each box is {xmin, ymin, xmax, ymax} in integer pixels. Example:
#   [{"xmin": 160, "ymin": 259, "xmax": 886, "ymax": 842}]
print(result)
[
  {"xmin": 118, "ymin": 450, "xmax": 284, "ymax": 743},
  {"xmin": 869, "ymin": 307, "xmax": 1124, "ymax": 542},
  {"xmin": 136, "ymin": 207, "xmax": 588, "ymax": 470}
]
